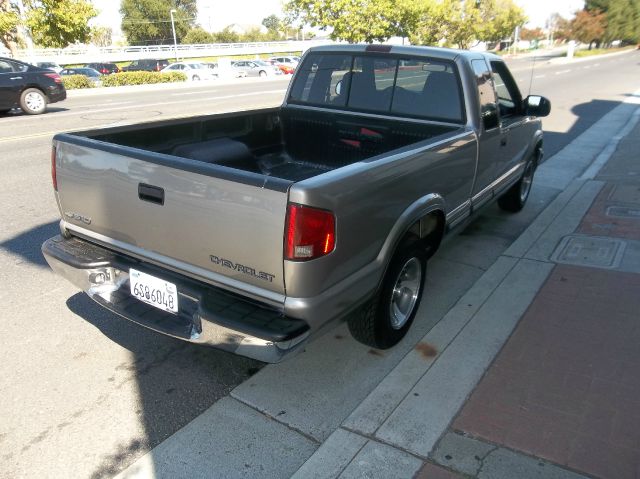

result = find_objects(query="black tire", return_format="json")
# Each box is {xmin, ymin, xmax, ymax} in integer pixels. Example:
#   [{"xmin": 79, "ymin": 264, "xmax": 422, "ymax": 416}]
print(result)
[
  {"xmin": 192, "ymin": 74, "xmax": 200, "ymax": 81},
  {"xmin": 259, "ymin": 70, "xmax": 267, "ymax": 77},
  {"xmin": 497, "ymin": 156, "xmax": 536, "ymax": 212},
  {"xmin": 348, "ymin": 241, "xmax": 427, "ymax": 349},
  {"xmin": 19, "ymin": 88, "xmax": 47, "ymax": 115}
]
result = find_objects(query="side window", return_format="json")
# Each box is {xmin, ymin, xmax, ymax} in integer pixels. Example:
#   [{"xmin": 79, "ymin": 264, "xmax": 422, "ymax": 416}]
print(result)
[
  {"xmin": 472, "ymin": 59, "xmax": 498, "ymax": 130},
  {"xmin": 391, "ymin": 60, "xmax": 463, "ymax": 122},
  {"xmin": 490, "ymin": 61, "xmax": 522, "ymax": 118},
  {"xmin": 0, "ymin": 60, "xmax": 15, "ymax": 73}
]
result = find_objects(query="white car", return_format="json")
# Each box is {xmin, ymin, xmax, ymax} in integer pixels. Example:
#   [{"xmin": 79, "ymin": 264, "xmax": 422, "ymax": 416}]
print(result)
[{"xmin": 161, "ymin": 62, "xmax": 215, "ymax": 81}]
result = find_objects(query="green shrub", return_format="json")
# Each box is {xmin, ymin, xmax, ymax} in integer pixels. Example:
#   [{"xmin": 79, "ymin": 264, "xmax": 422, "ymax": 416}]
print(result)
[
  {"xmin": 61, "ymin": 75, "xmax": 95, "ymax": 90},
  {"xmin": 101, "ymin": 71, "xmax": 187, "ymax": 87}
]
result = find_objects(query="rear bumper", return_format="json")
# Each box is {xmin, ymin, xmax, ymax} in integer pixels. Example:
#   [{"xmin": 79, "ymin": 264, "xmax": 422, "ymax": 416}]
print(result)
[
  {"xmin": 42, "ymin": 235, "xmax": 310, "ymax": 363},
  {"xmin": 47, "ymin": 85, "xmax": 66, "ymax": 104}
]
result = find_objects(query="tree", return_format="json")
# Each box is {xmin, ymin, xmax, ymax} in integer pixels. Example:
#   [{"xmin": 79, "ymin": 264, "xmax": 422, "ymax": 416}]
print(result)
[
  {"xmin": 120, "ymin": 0, "xmax": 197, "ymax": 45},
  {"xmin": 0, "ymin": 0, "xmax": 20, "ymax": 56},
  {"xmin": 585, "ymin": 0, "xmax": 640, "ymax": 44},
  {"xmin": 262, "ymin": 14, "xmax": 281, "ymax": 33},
  {"xmin": 284, "ymin": 0, "xmax": 406, "ymax": 43},
  {"xmin": 520, "ymin": 27, "xmax": 545, "ymax": 41},
  {"xmin": 1, "ymin": 0, "xmax": 96, "ymax": 53},
  {"xmin": 213, "ymin": 27, "xmax": 240, "ymax": 43},
  {"xmin": 183, "ymin": 26, "xmax": 213, "ymax": 44},
  {"xmin": 90, "ymin": 26, "xmax": 112, "ymax": 47},
  {"xmin": 479, "ymin": 0, "xmax": 527, "ymax": 44},
  {"xmin": 25, "ymin": 0, "xmax": 97, "ymax": 48},
  {"xmin": 571, "ymin": 9, "xmax": 607, "ymax": 48}
]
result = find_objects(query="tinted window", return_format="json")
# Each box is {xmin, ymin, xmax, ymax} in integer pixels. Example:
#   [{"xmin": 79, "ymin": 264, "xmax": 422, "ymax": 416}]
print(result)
[
  {"xmin": 490, "ymin": 61, "xmax": 522, "ymax": 117},
  {"xmin": 289, "ymin": 53, "xmax": 463, "ymax": 123},
  {"xmin": 472, "ymin": 59, "xmax": 498, "ymax": 129}
]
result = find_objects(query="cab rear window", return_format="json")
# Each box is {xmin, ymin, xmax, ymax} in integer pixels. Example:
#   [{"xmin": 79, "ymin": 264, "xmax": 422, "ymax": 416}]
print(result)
[{"xmin": 288, "ymin": 52, "xmax": 464, "ymax": 123}]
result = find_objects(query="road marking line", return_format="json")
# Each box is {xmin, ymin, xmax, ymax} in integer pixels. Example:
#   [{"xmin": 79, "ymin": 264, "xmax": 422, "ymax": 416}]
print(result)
[
  {"xmin": 555, "ymin": 69, "xmax": 571, "ymax": 75},
  {"xmin": 534, "ymin": 74, "xmax": 546, "ymax": 79},
  {"xmin": 170, "ymin": 90, "xmax": 219, "ymax": 96},
  {"xmin": 0, "ymin": 131, "xmax": 57, "ymax": 143}
]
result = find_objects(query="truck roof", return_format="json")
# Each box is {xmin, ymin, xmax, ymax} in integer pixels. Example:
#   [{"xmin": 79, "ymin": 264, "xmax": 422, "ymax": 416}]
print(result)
[{"xmin": 306, "ymin": 44, "xmax": 500, "ymax": 62}]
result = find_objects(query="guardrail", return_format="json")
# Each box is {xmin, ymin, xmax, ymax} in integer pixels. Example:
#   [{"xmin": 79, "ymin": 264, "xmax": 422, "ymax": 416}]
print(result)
[{"xmin": 14, "ymin": 40, "xmax": 330, "ymax": 64}]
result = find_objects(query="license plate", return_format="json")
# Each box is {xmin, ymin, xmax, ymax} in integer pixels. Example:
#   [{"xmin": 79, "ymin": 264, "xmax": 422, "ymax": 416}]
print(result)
[{"xmin": 129, "ymin": 269, "xmax": 178, "ymax": 314}]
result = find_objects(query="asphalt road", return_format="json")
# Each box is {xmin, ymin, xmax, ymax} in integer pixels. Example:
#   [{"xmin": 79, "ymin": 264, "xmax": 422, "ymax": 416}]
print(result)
[{"xmin": 1, "ymin": 49, "xmax": 638, "ymax": 479}]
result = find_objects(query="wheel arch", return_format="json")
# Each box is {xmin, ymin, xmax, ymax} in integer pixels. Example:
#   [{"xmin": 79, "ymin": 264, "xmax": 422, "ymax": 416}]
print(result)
[{"xmin": 376, "ymin": 193, "xmax": 447, "ymax": 269}]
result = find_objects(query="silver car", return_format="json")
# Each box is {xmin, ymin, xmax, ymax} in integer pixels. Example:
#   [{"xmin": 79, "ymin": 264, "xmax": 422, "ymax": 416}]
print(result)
[
  {"xmin": 161, "ymin": 62, "xmax": 215, "ymax": 81},
  {"xmin": 231, "ymin": 60, "xmax": 282, "ymax": 78}
]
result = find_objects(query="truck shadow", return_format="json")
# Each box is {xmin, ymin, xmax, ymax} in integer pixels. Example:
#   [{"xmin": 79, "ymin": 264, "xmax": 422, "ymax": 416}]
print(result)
[
  {"xmin": 65, "ymin": 292, "xmax": 262, "ymax": 479},
  {"xmin": 0, "ymin": 221, "xmax": 59, "ymax": 267},
  {"xmin": 543, "ymin": 99, "xmax": 629, "ymax": 158}
]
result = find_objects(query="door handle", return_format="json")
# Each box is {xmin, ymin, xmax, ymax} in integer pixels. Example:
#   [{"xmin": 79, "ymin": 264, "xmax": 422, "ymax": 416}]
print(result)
[
  {"xmin": 138, "ymin": 183, "xmax": 164, "ymax": 205},
  {"xmin": 500, "ymin": 138, "xmax": 507, "ymax": 147},
  {"xmin": 10, "ymin": 76, "xmax": 23, "ymax": 80}
]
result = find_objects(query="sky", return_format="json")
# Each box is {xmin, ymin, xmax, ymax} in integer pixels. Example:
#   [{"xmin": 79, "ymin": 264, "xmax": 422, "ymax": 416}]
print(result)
[{"xmin": 93, "ymin": 0, "xmax": 586, "ymax": 35}]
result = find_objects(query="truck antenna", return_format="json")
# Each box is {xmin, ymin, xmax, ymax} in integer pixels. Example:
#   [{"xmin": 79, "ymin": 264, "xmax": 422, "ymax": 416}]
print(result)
[{"xmin": 527, "ymin": 54, "xmax": 537, "ymax": 96}]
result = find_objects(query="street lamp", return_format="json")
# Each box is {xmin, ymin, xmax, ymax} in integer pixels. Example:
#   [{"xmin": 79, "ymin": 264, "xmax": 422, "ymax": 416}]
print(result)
[{"xmin": 170, "ymin": 9, "xmax": 178, "ymax": 62}]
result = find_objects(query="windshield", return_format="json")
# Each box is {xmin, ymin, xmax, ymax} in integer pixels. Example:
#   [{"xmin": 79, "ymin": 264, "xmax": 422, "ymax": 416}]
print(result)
[{"xmin": 288, "ymin": 52, "xmax": 464, "ymax": 123}]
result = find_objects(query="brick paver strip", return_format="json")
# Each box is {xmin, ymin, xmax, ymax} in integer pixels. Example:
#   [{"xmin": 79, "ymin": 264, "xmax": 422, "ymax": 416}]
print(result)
[
  {"xmin": 453, "ymin": 264, "xmax": 640, "ymax": 479},
  {"xmin": 414, "ymin": 462, "xmax": 464, "ymax": 479},
  {"xmin": 578, "ymin": 183, "xmax": 640, "ymax": 240}
]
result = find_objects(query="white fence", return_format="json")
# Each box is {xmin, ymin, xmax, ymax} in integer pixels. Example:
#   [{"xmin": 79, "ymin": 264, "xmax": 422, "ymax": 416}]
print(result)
[{"xmin": 14, "ymin": 40, "xmax": 329, "ymax": 64}]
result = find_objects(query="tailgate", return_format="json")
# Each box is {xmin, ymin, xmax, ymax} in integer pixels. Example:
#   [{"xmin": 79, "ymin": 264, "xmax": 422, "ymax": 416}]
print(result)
[{"xmin": 53, "ymin": 136, "xmax": 291, "ymax": 299}]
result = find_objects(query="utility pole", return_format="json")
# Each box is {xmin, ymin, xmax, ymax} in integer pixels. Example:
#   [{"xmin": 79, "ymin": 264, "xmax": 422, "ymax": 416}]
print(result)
[{"xmin": 170, "ymin": 9, "xmax": 178, "ymax": 62}]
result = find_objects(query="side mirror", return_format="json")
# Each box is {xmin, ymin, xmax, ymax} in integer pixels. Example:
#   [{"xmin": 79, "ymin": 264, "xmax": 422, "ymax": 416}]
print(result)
[
  {"xmin": 524, "ymin": 95, "xmax": 551, "ymax": 117},
  {"xmin": 482, "ymin": 104, "xmax": 499, "ymax": 130}
]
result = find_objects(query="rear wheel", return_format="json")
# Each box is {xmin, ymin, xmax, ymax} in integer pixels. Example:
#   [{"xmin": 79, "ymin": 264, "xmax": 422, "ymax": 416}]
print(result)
[
  {"xmin": 192, "ymin": 74, "xmax": 200, "ymax": 81},
  {"xmin": 498, "ymin": 156, "xmax": 536, "ymax": 212},
  {"xmin": 20, "ymin": 88, "xmax": 47, "ymax": 115},
  {"xmin": 259, "ymin": 70, "xmax": 267, "ymax": 78},
  {"xmin": 348, "ymin": 241, "xmax": 427, "ymax": 349}
]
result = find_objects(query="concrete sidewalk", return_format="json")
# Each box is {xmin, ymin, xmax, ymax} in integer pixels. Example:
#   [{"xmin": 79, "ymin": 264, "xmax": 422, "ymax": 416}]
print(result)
[{"xmin": 115, "ymin": 90, "xmax": 640, "ymax": 479}]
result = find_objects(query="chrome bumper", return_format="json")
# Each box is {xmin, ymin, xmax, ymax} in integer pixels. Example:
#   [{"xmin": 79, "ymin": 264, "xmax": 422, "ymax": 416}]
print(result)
[{"xmin": 42, "ymin": 235, "xmax": 310, "ymax": 363}]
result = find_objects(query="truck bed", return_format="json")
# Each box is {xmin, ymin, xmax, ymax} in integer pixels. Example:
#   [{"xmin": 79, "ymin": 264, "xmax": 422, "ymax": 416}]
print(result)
[{"xmin": 80, "ymin": 107, "xmax": 461, "ymax": 182}]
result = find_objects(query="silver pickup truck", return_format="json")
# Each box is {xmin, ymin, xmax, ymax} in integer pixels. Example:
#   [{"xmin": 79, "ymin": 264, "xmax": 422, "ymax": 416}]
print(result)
[{"xmin": 43, "ymin": 45, "xmax": 550, "ymax": 362}]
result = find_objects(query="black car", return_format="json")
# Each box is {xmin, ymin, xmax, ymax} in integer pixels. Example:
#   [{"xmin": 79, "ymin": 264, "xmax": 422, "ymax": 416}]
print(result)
[
  {"xmin": 124, "ymin": 58, "xmax": 170, "ymax": 72},
  {"xmin": 85, "ymin": 62, "xmax": 121, "ymax": 74},
  {"xmin": 0, "ymin": 57, "xmax": 66, "ymax": 115}
]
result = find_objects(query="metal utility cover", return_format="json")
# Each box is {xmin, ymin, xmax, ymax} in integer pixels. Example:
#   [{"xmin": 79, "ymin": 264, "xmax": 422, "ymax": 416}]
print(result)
[
  {"xmin": 606, "ymin": 206, "xmax": 640, "ymax": 219},
  {"xmin": 551, "ymin": 235, "xmax": 626, "ymax": 269}
]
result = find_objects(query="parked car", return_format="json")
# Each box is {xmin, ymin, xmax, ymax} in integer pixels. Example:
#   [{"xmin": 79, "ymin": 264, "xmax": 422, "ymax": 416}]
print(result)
[
  {"xmin": 60, "ymin": 67, "xmax": 102, "ymax": 85},
  {"xmin": 43, "ymin": 45, "xmax": 550, "ymax": 362},
  {"xmin": 231, "ymin": 60, "xmax": 283, "ymax": 77},
  {"xmin": 269, "ymin": 56, "xmax": 300, "ymax": 68},
  {"xmin": 0, "ymin": 57, "xmax": 66, "ymax": 115},
  {"xmin": 160, "ymin": 62, "xmax": 215, "ymax": 81},
  {"xmin": 201, "ymin": 62, "xmax": 219, "ymax": 77},
  {"xmin": 85, "ymin": 62, "xmax": 121, "ymax": 75},
  {"xmin": 124, "ymin": 59, "xmax": 170, "ymax": 72},
  {"xmin": 268, "ymin": 60, "xmax": 295, "ymax": 75},
  {"xmin": 35, "ymin": 62, "xmax": 63, "ymax": 73}
]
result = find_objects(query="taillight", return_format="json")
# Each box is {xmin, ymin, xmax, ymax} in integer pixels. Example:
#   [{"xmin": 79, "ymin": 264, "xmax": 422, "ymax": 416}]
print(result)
[
  {"xmin": 51, "ymin": 146, "xmax": 57, "ymax": 191},
  {"xmin": 44, "ymin": 72, "xmax": 62, "ymax": 83},
  {"xmin": 285, "ymin": 204, "xmax": 335, "ymax": 261}
]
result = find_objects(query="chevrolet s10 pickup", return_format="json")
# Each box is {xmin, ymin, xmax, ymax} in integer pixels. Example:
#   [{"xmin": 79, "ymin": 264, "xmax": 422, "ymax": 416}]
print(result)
[{"xmin": 43, "ymin": 44, "xmax": 550, "ymax": 362}]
